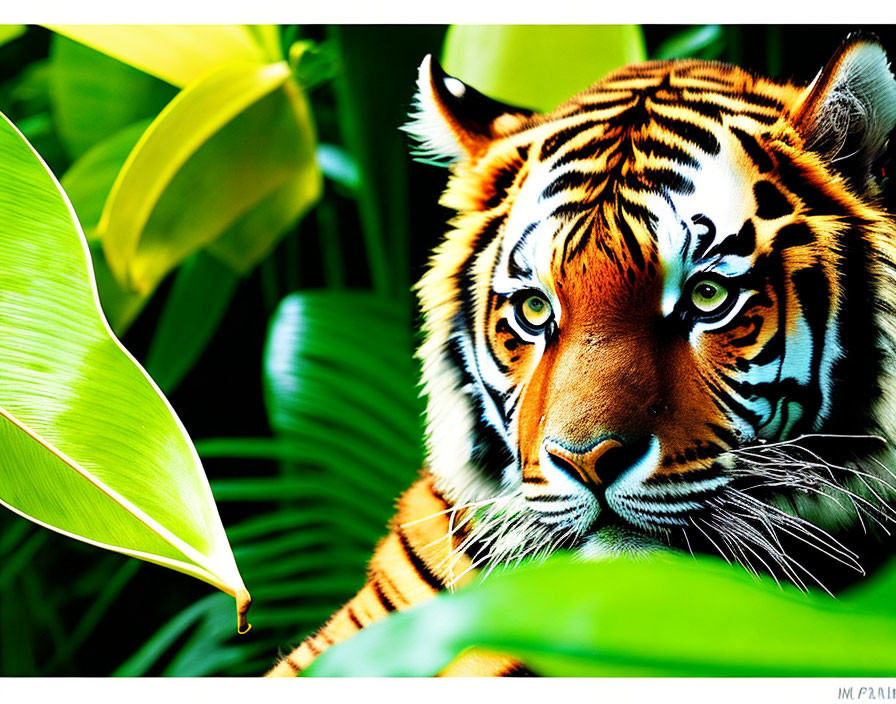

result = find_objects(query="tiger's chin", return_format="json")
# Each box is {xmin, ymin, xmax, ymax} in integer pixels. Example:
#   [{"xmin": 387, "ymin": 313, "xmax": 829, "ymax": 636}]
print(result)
[{"xmin": 575, "ymin": 524, "xmax": 670, "ymax": 562}]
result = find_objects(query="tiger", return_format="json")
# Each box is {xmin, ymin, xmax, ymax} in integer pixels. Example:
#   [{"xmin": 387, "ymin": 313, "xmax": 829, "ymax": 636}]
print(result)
[{"xmin": 267, "ymin": 33, "xmax": 896, "ymax": 677}]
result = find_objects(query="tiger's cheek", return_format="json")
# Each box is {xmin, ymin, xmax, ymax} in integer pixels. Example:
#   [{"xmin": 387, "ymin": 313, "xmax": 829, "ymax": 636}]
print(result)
[{"xmin": 695, "ymin": 282, "xmax": 780, "ymax": 372}]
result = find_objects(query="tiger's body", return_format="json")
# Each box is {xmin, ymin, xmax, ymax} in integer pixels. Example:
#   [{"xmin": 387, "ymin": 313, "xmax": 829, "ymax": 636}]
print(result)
[{"xmin": 269, "ymin": 35, "xmax": 896, "ymax": 677}]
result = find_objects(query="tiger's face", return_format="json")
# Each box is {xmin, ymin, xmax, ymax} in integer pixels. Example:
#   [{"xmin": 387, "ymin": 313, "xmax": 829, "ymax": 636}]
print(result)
[{"xmin": 411, "ymin": 36, "xmax": 896, "ymax": 584}]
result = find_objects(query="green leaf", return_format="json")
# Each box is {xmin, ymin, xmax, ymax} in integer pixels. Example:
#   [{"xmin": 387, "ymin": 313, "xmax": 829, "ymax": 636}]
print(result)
[
  {"xmin": 61, "ymin": 119, "xmax": 151, "ymax": 241},
  {"xmin": 49, "ymin": 35, "xmax": 177, "ymax": 160},
  {"xmin": 144, "ymin": 251, "xmax": 240, "ymax": 394},
  {"xmin": 290, "ymin": 39, "xmax": 339, "ymax": 90},
  {"xmin": 0, "ymin": 111, "xmax": 250, "ymax": 631},
  {"xmin": 442, "ymin": 25, "xmax": 647, "ymax": 112},
  {"xmin": 307, "ymin": 553, "xmax": 896, "ymax": 677},
  {"xmin": 98, "ymin": 62, "xmax": 320, "ymax": 294},
  {"xmin": 0, "ymin": 25, "xmax": 25, "ymax": 47},
  {"xmin": 652, "ymin": 25, "xmax": 725, "ymax": 61},
  {"xmin": 204, "ymin": 133, "xmax": 320, "ymax": 275},
  {"xmin": 264, "ymin": 291, "xmax": 424, "ymax": 495},
  {"xmin": 46, "ymin": 25, "xmax": 270, "ymax": 88}
]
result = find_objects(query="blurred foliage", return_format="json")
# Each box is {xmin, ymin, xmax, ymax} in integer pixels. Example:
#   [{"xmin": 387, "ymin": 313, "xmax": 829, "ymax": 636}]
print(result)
[
  {"xmin": 0, "ymin": 23, "xmax": 893, "ymax": 678},
  {"xmin": 442, "ymin": 25, "xmax": 646, "ymax": 111}
]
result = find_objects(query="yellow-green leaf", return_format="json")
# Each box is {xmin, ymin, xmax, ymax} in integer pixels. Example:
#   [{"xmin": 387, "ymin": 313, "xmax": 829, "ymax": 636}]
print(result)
[
  {"xmin": 0, "ymin": 111, "xmax": 250, "ymax": 632},
  {"xmin": 98, "ymin": 61, "xmax": 308, "ymax": 294},
  {"xmin": 0, "ymin": 25, "xmax": 25, "ymax": 48},
  {"xmin": 46, "ymin": 25, "xmax": 268, "ymax": 88},
  {"xmin": 246, "ymin": 25, "xmax": 284, "ymax": 64},
  {"xmin": 61, "ymin": 119, "xmax": 151, "ymax": 242},
  {"xmin": 205, "ymin": 99, "xmax": 320, "ymax": 274},
  {"xmin": 442, "ymin": 25, "xmax": 647, "ymax": 112}
]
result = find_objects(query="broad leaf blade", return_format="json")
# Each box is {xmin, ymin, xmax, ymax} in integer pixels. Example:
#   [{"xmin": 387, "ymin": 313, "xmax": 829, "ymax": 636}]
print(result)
[
  {"xmin": 306, "ymin": 554, "xmax": 896, "ymax": 676},
  {"xmin": 46, "ymin": 25, "xmax": 268, "ymax": 88},
  {"xmin": 98, "ymin": 61, "xmax": 319, "ymax": 294},
  {"xmin": 204, "ymin": 81, "xmax": 321, "ymax": 274},
  {"xmin": 0, "ymin": 111, "xmax": 250, "ymax": 630},
  {"xmin": 442, "ymin": 25, "xmax": 647, "ymax": 112}
]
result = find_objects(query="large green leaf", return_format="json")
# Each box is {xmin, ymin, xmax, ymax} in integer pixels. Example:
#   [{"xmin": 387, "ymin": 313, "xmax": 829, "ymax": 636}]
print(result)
[
  {"xmin": 0, "ymin": 112, "xmax": 250, "ymax": 631},
  {"xmin": 307, "ymin": 553, "xmax": 896, "ymax": 677},
  {"xmin": 98, "ymin": 61, "xmax": 320, "ymax": 294},
  {"xmin": 46, "ymin": 25, "xmax": 272, "ymax": 88},
  {"xmin": 441, "ymin": 25, "xmax": 646, "ymax": 112},
  {"xmin": 49, "ymin": 35, "xmax": 177, "ymax": 160}
]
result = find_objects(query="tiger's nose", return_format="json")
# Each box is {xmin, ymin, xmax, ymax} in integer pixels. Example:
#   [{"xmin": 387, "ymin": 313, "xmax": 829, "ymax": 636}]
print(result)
[{"xmin": 542, "ymin": 436, "xmax": 627, "ymax": 489}]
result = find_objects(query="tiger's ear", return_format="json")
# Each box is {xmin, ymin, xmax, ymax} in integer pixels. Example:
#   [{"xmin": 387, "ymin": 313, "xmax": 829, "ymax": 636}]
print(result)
[
  {"xmin": 792, "ymin": 34, "xmax": 896, "ymax": 190},
  {"xmin": 402, "ymin": 55, "xmax": 534, "ymax": 166}
]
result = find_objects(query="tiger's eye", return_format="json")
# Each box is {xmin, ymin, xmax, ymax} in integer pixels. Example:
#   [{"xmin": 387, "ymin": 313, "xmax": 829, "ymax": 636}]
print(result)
[
  {"xmin": 517, "ymin": 294, "xmax": 552, "ymax": 329},
  {"xmin": 690, "ymin": 279, "xmax": 729, "ymax": 314}
]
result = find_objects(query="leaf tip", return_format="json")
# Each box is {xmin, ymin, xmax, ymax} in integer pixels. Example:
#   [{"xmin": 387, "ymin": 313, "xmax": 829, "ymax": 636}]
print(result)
[{"xmin": 236, "ymin": 587, "xmax": 252, "ymax": 634}]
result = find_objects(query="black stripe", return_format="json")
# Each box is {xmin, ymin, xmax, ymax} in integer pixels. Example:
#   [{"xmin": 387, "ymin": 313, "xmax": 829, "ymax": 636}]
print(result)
[
  {"xmin": 552, "ymin": 133, "xmax": 621, "ymax": 169},
  {"xmin": 707, "ymin": 422, "xmax": 739, "ymax": 448},
  {"xmin": 706, "ymin": 377, "xmax": 764, "ymax": 427},
  {"xmin": 540, "ymin": 119, "xmax": 603, "ymax": 160},
  {"xmin": 636, "ymin": 135, "xmax": 700, "ymax": 168},
  {"xmin": 501, "ymin": 663, "xmax": 537, "ymax": 677},
  {"xmin": 770, "ymin": 150, "xmax": 846, "ymax": 217},
  {"xmin": 575, "ymin": 94, "xmax": 639, "ymax": 111},
  {"xmin": 703, "ymin": 219, "xmax": 756, "ymax": 260},
  {"xmin": 542, "ymin": 169, "xmax": 605, "ymax": 199},
  {"xmin": 773, "ymin": 222, "xmax": 814, "ymax": 252},
  {"xmin": 625, "ymin": 166, "xmax": 695, "ymax": 195},
  {"xmin": 651, "ymin": 112, "xmax": 721, "ymax": 155},
  {"xmin": 561, "ymin": 214, "xmax": 595, "ymax": 264},
  {"xmin": 485, "ymin": 163, "xmax": 520, "ymax": 209},
  {"xmin": 654, "ymin": 95, "xmax": 725, "ymax": 123},
  {"xmin": 615, "ymin": 207, "xmax": 646, "ymax": 270},
  {"xmin": 397, "ymin": 527, "xmax": 445, "ymax": 592},
  {"xmin": 346, "ymin": 606, "xmax": 364, "ymax": 629},
  {"xmin": 690, "ymin": 214, "xmax": 717, "ymax": 261},
  {"xmin": 754, "ymin": 180, "xmax": 793, "ymax": 219},
  {"xmin": 371, "ymin": 572, "xmax": 397, "ymax": 612},
  {"xmin": 730, "ymin": 126, "xmax": 774, "ymax": 173}
]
